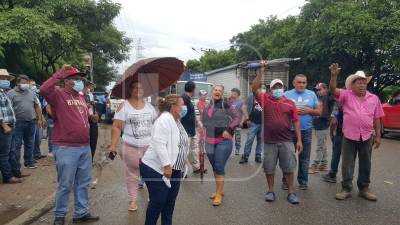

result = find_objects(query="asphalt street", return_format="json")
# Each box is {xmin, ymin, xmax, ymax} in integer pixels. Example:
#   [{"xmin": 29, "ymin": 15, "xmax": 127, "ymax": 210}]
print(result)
[{"xmin": 31, "ymin": 129, "xmax": 400, "ymax": 225}]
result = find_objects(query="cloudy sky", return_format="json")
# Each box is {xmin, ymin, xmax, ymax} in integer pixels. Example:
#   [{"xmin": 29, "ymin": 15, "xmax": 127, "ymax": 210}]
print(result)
[{"xmin": 113, "ymin": 0, "xmax": 306, "ymax": 73}]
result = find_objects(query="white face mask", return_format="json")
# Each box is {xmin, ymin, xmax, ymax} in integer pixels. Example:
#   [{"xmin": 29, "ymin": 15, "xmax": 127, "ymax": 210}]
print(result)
[
  {"xmin": 261, "ymin": 88, "xmax": 267, "ymax": 93},
  {"xmin": 19, "ymin": 84, "xmax": 30, "ymax": 91}
]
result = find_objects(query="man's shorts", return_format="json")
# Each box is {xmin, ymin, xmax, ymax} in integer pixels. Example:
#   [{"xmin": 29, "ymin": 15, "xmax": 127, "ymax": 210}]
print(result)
[{"xmin": 263, "ymin": 142, "xmax": 297, "ymax": 175}]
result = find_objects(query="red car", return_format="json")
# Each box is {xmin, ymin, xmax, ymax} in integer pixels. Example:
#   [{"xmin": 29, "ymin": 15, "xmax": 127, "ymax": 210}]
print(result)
[{"xmin": 382, "ymin": 100, "xmax": 400, "ymax": 136}]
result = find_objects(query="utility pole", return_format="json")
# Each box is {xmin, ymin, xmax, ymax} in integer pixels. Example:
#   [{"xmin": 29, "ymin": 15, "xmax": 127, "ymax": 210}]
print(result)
[
  {"xmin": 89, "ymin": 52, "xmax": 94, "ymax": 83},
  {"xmin": 84, "ymin": 53, "xmax": 94, "ymax": 83}
]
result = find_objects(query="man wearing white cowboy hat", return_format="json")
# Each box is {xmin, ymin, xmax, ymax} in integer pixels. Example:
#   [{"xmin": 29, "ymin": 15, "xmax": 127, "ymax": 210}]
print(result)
[
  {"xmin": 0, "ymin": 69, "xmax": 22, "ymax": 184},
  {"xmin": 329, "ymin": 63, "xmax": 384, "ymax": 201}
]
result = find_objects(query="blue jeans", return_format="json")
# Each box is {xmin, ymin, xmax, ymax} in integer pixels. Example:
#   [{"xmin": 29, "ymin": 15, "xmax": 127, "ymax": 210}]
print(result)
[
  {"xmin": 329, "ymin": 134, "xmax": 343, "ymax": 177},
  {"xmin": 0, "ymin": 130, "xmax": 13, "ymax": 181},
  {"xmin": 292, "ymin": 129, "xmax": 312, "ymax": 186},
  {"xmin": 14, "ymin": 121, "xmax": 36, "ymax": 166},
  {"xmin": 33, "ymin": 125, "xmax": 43, "ymax": 158},
  {"xmin": 243, "ymin": 123, "xmax": 262, "ymax": 159},
  {"xmin": 9, "ymin": 132, "xmax": 21, "ymax": 177},
  {"xmin": 47, "ymin": 118, "xmax": 54, "ymax": 153},
  {"xmin": 234, "ymin": 128, "xmax": 241, "ymax": 153},
  {"xmin": 205, "ymin": 140, "xmax": 233, "ymax": 175},
  {"xmin": 140, "ymin": 162, "xmax": 182, "ymax": 225},
  {"xmin": 53, "ymin": 145, "xmax": 92, "ymax": 218}
]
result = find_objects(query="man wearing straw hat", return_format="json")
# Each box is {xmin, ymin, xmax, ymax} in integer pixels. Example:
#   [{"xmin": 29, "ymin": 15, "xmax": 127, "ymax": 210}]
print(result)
[
  {"xmin": 329, "ymin": 63, "xmax": 384, "ymax": 201},
  {"xmin": 0, "ymin": 69, "xmax": 22, "ymax": 184}
]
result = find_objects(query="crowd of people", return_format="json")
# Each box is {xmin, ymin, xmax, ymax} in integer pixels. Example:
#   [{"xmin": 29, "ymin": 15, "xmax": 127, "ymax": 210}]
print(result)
[{"xmin": 0, "ymin": 60, "xmax": 387, "ymax": 225}]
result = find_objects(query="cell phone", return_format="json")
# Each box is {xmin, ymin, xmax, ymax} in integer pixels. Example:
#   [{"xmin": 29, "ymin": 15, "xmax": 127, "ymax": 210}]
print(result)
[{"xmin": 108, "ymin": 151, "xmax": 117, "ymax": 160}]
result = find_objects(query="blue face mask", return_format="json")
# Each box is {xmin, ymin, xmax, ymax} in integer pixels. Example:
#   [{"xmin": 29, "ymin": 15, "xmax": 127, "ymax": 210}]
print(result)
[
  {"xmin": 72, "ymin": 80, "xmax": 84, "ymax": 92},
  {"xmin": 272, "ymin": 89, "xmax": 284, "ymax": 99},
  {"xmin": 179, "ymin": 105, "xmax": 188, "ymax": 118},
  {"xmin": 19, "ymin": 83, "xmax": 30, "ymax": 91},
  {"xmin": 0, "ymin": 80, "xmax": 10, "ymax": 89}
]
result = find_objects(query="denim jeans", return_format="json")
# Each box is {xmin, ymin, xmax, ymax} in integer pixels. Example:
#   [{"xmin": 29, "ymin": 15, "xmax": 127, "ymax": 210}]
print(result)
[
  {"xmin": 53, "ymin": 145, "xmax": 92, "ymax": 218},
  {"xmin": 243, "ymin": 123, "xmax": 262, "ymax": 159},
  {"xmin": 9, "ymin": 132, "xmax": 21, "ymax": 177},
  {"xmin": 341, "ymin": 137, "xmax": 373, "ymax": 192},
  {"xmin": 293, "ymin": 129, "xmax": 312, "ymax": 186},
  {"xmin": 0, "ymin": 130, "xmax": 13, "ymax": 181},
  {"xmin": 233, "ymin": 128, "xmax": 241, "ymax": 153},
  {"xmin": 205, "ymin": 140, "xmax": 233, "ymax": 175},
  {"xmin": 328, "ymin": 134, "xmax": 343, "ymax": 177},
  {"xmin": 140, "ymin": 162, "xmax": 182, "ymax": 225},
  {"xmin": 14, "ymin": 121, "xmax": 36, "ymax": 166},
  {"xmin": 33, "ymin": 125, "xmax": 43, "ymax": 158},
  {"xmin": 47, "ymin": 118, "xmax": 54, "ymax": 153}
]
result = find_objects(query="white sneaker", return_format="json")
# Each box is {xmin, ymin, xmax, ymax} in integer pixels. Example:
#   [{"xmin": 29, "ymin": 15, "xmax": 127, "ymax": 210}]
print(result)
[
  {"xmin": 91, "ymin": 178, "xmax": 98, "ymax": 189},
  {"xmin": 47, "ymin": 153, "xmax": 54, "ymax": 157}
]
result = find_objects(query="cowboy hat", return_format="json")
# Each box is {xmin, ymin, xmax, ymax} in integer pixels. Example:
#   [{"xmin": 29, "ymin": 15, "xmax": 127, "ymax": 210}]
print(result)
[
  {"xmin": 0, "ymin": 69, "xmax": 15, "ymax": 81},
  {"xmin": 345, "ymin": 71, "xmax": 372, "ymax": 90}
]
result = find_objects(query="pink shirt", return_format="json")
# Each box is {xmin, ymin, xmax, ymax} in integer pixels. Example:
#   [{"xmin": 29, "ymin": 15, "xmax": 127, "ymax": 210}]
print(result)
[{"xmin": 336, "ymin": 89, "xmax": 384, "ymax": 141}]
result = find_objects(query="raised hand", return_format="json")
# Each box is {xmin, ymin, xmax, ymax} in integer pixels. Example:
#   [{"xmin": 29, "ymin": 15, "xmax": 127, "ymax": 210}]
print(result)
[
  {"xmin": 61, "ymin": 64, "xmax": 72, "ymax": 72},
  {"xmin": 329, "ymin": 63, "xmax": 341, "ymax": 77}
]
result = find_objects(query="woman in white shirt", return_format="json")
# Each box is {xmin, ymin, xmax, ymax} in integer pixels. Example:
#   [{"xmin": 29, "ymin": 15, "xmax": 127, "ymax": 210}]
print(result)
[
  {"xmin": 140, "ymin": 94, "xmax": 189, "ymax": 225},
  {"xmin": 109, "ymin": 81, "xmax": 157, "ymax": 212}
]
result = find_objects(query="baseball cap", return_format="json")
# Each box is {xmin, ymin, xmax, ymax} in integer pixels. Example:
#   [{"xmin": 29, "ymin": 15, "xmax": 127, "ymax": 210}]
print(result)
[
  {"xmin": 270, "ymin": 79, "xmax": 283, "ymax": 88},
  {"xmin": 65, "ymin": 67, "xmax": 86, "ymax": 79}
]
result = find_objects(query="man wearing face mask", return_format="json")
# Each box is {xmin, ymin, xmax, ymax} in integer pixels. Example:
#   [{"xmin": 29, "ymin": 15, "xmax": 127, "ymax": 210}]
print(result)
[
  {"xmin": 181, "ymin": 81, "xmax": 203, "ymax": 174},
  {"xmin": 0, "ymin": 69, "xmax": 23, "ymax": 184},
  {"xmin": 7, "ymin": 75, "xmax": 43, "ymax": 170},
  {"xmin": 252, "ymin": 67, "xmax": 303, "ymax": 204},
  {"xmin": 40, "ymin": 64, "xmax": 99, "ymax": 225}
]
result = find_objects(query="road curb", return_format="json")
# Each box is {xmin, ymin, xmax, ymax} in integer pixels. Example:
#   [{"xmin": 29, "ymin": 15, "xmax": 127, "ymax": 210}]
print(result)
[{"xmin": 5, "ymin": 192, "xmax": 55, "ymax": 225}]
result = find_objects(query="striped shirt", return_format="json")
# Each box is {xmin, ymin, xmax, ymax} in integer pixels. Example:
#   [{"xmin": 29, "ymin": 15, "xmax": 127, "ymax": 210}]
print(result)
[
  {"xmin": 0, "ymin": 89, "xmax": 16, "ymax": 125},
  {"xmin": 173, "ymin": 122, "xmax": 189, "ymax": 171}
]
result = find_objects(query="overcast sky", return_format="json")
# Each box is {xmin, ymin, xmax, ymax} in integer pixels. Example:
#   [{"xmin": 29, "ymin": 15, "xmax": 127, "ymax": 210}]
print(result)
[{"xmin": 113, "ymin": 0, "xmax": 306, "ymax": 73}]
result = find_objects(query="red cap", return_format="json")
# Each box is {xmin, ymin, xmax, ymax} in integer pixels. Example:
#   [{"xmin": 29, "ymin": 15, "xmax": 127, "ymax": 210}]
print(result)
[{"xmin": 65, "ymin": 67, "xmax": 85, "ymax": 79}]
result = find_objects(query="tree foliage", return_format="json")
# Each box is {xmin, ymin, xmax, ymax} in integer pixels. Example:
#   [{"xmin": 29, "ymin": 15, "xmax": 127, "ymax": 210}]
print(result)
[
  {"xmin": 187, "ymin": 0, "xmax": 400, "ymax": 97},
  {"xmin": 186, "ymin": 49, "xmax": 238, "ymax": 73},
  {"xmin": 0, "ymin": 0, "xmax": 131, "ymax": 90}
]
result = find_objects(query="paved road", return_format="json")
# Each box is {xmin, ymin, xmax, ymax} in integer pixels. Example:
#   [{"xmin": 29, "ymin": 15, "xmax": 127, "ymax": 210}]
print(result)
[{"xmin": 31, "ymin": 130, "xmax": 400, "ymax": 225}]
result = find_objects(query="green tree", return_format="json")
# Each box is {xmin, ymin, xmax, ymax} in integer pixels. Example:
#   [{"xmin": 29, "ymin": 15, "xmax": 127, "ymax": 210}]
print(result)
[
  {"xmin": 0, "ymin": 0, "xmax": 131, "ymax": 89},
  {"xmin": 228, "ymin": 0, "xmax": 400, "ymax": 95},
  {"xmin": 185, "ymin": 49, "xmax": 238, "ymax": 73}
]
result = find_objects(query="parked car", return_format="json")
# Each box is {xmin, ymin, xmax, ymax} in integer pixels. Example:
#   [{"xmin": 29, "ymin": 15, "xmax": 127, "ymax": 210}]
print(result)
[{"xmin": 381, "ymin": 99, "xmax": 400, "ymax": 136}]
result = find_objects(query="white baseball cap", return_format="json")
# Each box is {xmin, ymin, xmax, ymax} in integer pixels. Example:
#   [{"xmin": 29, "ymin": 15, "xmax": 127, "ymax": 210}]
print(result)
[{"xmin": 270, "ymin": 79, "xmax": 284, "ymax": 88}]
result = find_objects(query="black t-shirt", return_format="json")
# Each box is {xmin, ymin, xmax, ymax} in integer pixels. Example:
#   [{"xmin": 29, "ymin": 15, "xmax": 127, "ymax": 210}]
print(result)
[
  {"xmin": 249, "ymin": 98, "xmax": 262, "ymax": 124},
  {"xmin": 181, "ymin": 93, "xmax": 196, "ymax": 137},
  {"xmin": 313, "ymin": 92, "xmax": 335, "ymax": 130}
]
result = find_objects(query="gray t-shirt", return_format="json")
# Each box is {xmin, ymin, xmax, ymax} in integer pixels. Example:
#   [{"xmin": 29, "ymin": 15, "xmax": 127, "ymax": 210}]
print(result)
[{"xmin": 7, "ymin": 89, "xmax": 39, "ymax": 122}]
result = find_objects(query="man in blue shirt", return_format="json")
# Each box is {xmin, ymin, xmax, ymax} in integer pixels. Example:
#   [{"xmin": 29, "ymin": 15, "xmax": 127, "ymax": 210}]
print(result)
[{"xmin": 283, "ymin": 74, "xmax": 322, "ymax": 190}]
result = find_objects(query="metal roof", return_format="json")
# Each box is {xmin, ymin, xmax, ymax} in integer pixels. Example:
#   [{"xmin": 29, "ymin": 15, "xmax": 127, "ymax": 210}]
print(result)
[{"xmin": 205, "ymin": 58, "xmax": 300, "ymax": 76}]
